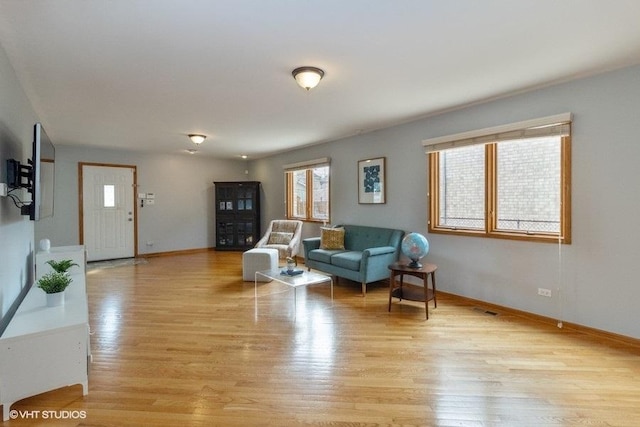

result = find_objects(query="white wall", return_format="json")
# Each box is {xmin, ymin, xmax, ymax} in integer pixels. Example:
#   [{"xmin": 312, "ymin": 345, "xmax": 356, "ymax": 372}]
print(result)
[
  {"xmin": 35, "ymin": 145, "xmax": 250, "ymax": 254},
  {"xmin": 0, "ymin": 44, "xmax": 38, "ymax": 333},
  {"xmin": 253, "ymin": 64, "xmax": 640, "ymax": 339}
]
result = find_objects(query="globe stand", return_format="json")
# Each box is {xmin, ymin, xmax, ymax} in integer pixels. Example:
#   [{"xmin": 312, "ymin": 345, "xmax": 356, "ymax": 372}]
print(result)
[{"xmin": 407, "ymin": 259, "xmax": 422, "ymax": 269}]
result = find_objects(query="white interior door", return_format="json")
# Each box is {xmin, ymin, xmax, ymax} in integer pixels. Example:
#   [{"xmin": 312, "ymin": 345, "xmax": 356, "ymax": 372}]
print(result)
[{"xmin": 82, "ymin": 165, "xmax": 135, "ymax": 261}]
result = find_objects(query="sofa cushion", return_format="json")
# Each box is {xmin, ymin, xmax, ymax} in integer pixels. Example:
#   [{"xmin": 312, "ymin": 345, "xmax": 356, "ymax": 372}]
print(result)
[
  {"xmin": 330, "ymin": 251, "xmax": 363, "ymax": 271},
  {"xmin": 320, "ymin": 227, "xmax": 345, "ymax": 250},
  {"xmin": 267, "ymin": 231, "xmax": 293, "ymax": 245},
  {"xmin": 308, "ymin": 249, "xmax": 344, "ymax": 264}
]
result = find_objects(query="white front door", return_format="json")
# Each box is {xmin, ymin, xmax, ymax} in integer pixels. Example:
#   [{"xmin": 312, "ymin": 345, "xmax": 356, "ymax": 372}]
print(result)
[{"xmin": 81, "ymin": 164, "xmax": 136, "ymax": 261}]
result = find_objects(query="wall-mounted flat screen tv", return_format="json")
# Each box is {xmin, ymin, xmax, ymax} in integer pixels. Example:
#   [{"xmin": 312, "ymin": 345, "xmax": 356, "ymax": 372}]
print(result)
[{"xmin": 31, "ymin": 122, "xmax": 55, "ymax": 220}]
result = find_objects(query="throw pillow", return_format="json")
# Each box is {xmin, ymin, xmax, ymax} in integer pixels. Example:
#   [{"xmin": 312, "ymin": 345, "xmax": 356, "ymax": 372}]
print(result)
[
  {"xmin": 320, "ymin": 227, "xmax": 345, "ymax": 250},
  {"xmin": 267, "ymin": 231, "xmax": 294, "ymax": 245}
]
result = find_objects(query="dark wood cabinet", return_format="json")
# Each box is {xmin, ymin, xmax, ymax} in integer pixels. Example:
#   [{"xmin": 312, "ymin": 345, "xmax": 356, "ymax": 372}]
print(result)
[{"xmin": 214, "ymin": 181, "xmax": 261, "ymax": 251}]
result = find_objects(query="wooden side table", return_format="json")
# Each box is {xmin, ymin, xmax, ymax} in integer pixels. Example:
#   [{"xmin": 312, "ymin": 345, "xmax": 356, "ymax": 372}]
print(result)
[{"xmin": 388, "ymin": 262, "xmax": 437, "ymax": 319}]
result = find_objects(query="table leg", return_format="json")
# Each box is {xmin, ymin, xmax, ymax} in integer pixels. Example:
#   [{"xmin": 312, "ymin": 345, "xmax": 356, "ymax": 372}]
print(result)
[
  {"xmin": 254, "ymin": 272, "xmax": 259, "ymax": 321},
  {"xmin": 432, "ymin": 271, "xmax": 437, "ymax": 308},
  {"xmin": 388, "ymin": 271, "xmax": 394, "ymax": 311},
  {"xmin": 422, "ymin": 272, "xmax": 429, "ymax": 320}
]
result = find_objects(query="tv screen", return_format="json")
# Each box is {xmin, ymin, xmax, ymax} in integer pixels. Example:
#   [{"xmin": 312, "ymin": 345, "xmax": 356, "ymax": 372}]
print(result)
[{"xmin": 31, "ymin": 122, "xmax": 55, "ymax": 220}]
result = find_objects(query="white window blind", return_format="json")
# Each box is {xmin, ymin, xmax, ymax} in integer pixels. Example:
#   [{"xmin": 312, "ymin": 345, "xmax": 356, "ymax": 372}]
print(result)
[
  {"xmin": 422, "ymin": 113, "xmax": 572, "ymax": 153},
  {"xmin": 283, "ymin": 157, "xmax": 331, "ymax": 171}
]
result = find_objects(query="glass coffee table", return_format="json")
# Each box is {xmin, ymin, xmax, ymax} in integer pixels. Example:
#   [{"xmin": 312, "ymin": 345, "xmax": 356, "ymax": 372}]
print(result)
[{"xmin": 254, "ymin": 268, "xmax": 333, "ymax": 317}]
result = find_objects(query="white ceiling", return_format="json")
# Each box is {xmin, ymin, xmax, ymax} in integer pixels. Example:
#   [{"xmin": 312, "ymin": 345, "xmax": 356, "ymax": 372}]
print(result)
[{"xmin": 1, "ymin": 0, "xmax": 640, "ymax": 159}]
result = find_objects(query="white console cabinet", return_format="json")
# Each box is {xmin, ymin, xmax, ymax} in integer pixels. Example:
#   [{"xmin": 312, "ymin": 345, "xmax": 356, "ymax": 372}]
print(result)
[{"xmin": 0, "ymin": 245, "xmax": 90, "ymax": 421}]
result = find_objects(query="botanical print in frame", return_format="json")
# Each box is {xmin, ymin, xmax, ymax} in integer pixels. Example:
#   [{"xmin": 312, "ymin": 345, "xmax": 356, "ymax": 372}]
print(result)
[{"xmin": 358, "ymin": 157, "xmax": 386, "ymax": 204}]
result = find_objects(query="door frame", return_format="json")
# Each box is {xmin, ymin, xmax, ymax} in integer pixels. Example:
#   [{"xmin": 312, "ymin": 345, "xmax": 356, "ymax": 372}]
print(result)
[{"xmin": 78, "ymin": 162, "xmax": 139, "ymax": 257}]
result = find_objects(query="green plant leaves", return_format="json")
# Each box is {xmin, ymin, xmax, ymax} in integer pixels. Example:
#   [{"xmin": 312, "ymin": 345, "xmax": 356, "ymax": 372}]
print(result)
[
  {"xmin": 46, "ymin": 259, "xmax": 79, "ymax": 273},
  {"xmin": 37, "ymin": 271, "xmax": 72, "ymax": 293}
]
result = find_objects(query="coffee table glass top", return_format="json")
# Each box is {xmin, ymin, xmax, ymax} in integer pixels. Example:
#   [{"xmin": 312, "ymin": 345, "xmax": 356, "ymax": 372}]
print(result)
[
  {"xmin": 254, "ymin": 269, "xmax": 334, "ymax": 319},
  {"xmin": 255, "ymin": 268, "xmax": 332, "ymax": 288}
]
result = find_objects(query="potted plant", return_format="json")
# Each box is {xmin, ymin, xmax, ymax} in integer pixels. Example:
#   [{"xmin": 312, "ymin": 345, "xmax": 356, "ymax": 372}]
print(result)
[
  {"xmin": 46, "ymin": 259, "xmax": 79, "ymax": 274},
  {"xmin": 37, "ymin": 259, "xmax": 78, "ymax": 307},
  {"xmin": 37, "ymin": 271, "xmax": 73, "ymax": 307}
]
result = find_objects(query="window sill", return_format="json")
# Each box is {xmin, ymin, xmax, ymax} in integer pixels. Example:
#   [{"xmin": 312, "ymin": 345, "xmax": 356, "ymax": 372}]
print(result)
[{"xmin": 428, "ymin": 227, "xmax": 570, "ymax": 244}]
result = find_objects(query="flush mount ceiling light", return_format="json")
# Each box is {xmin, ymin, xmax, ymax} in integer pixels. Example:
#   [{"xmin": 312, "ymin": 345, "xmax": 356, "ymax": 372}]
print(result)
[
  {"xmin": 292, "ymin": 66, "xmax": 324, "ymax": 91},
  {"xmin": 188, "ymin": 134, "xmax": 206, "ymax": 144}
]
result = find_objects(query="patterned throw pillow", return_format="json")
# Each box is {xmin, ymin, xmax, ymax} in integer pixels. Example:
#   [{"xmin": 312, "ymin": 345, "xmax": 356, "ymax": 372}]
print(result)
[
  {"xmin": 267, "ymin": 231, "xmax": 294, "ymax": 245},
  {"xmin": 320, "ymin": 227, "xmax": 345, "ymax": 250}
]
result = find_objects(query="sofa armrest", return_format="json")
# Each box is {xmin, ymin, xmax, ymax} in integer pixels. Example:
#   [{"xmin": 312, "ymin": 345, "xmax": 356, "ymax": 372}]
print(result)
[
  {"xmin": 360, "ymin": 245, "xmax": 400, "ymax": 281},
  {"xmin": 363, "ymin": 246, "xmax": 396, "ymax": 257},
  {"xmin": 255, "ymin": 232, "xmax": 270, "ymax": 248},
  {"xmin": 287, "ymin": 232, "xmax": 303, "ymax": 257},
  {"xmin": 303, "ymin": 237, "xmax": 321, "ymax": 257}
]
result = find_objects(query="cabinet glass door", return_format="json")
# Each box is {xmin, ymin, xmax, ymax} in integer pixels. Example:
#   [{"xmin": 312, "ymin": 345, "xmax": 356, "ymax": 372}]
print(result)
[
  {"xmin": 237, "ymin": 187, "xmax": 255, "ymax": 212},
  {"xmin": 217, "ymin": 186, "xmax": 234, "ymax": 212},
  {"xmin": 217, "ymin": 222, "xmax": 235, "ymax": 246},
  {"xmin": 237, "ymin": 221, "xmax": 255, "ymax": 246}
]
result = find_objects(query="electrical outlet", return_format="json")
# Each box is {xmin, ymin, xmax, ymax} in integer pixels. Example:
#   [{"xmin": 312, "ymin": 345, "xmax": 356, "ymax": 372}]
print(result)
[
  {"xmin": 538, "ymin": 288, "xmax": 552, "ymax": 297},
  {"xmin": 0, "ymin": 183, "xmax": 7, "ymax": 197}
]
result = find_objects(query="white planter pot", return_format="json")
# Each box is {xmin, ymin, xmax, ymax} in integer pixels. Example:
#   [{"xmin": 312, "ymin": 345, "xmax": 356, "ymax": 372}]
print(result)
[{"xmin": 46, "ymin": 291, "xmax": 65, "ymax": 307}]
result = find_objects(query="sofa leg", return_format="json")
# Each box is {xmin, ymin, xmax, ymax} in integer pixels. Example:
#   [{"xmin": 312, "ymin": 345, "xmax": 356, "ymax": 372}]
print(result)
[{"xmin": 361, "ymin": 282, "xmax": 366, "ymax": 296}]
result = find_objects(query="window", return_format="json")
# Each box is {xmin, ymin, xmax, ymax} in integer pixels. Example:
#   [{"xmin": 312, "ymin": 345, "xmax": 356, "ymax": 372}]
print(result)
[
  {"xmin": 437, "ymin": 144, "xmax": 485, "ymax": 230},
  {"xmin": 425, "ymin": 114, "xmax": 571, "ymax": 243},
  {"xmin": 285, "ymin": 158, "xmax": 330, "ymax": 222},
  {"xmin": 103, "ymin": 184, "xmax": 115, "ymax": 208}
]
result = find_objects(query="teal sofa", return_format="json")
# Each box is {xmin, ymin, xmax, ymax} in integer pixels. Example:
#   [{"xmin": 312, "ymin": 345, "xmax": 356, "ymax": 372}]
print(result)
[{"xmin": 303, "ymin": 224, "xmax": 404, "ymax": 295}]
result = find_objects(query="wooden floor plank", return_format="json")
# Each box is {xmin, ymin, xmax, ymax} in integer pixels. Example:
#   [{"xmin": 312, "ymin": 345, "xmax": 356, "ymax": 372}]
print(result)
[{"xmin": 4, "ymin": 251, "xmax": 640, "ymax": 426}]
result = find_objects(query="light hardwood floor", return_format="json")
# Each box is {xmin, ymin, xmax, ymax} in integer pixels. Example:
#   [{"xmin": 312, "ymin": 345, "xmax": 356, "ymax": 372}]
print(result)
[{"xmin": 5, "ymin": 251, "xmax": 640, "ymax": 426}]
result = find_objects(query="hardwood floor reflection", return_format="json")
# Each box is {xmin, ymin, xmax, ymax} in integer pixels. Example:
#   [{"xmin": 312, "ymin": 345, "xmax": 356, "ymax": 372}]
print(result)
[{"xmin": 6, "ymin": 251, "xmax": 640, "ymax": 426}]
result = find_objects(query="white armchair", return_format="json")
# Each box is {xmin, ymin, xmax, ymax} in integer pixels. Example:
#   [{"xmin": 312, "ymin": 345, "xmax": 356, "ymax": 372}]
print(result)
[{"xmin": 255, "ymin": 220, "xmax": 303, "ymax": 258}]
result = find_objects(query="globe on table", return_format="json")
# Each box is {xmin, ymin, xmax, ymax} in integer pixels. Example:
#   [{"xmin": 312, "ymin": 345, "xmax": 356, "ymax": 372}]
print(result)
[{"xmin": 401, "ymin": 232, "xmax": 429, "ymax": 268}]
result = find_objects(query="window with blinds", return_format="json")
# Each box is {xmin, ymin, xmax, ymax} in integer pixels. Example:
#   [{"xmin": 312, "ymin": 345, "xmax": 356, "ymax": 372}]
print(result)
[
  {"xmin": 424, "ymin": 114, "xmax": 572, "ymax": 243},
  {"xmin": 284, "ymin": 158, "xmax": 330, "ymax": 222}
]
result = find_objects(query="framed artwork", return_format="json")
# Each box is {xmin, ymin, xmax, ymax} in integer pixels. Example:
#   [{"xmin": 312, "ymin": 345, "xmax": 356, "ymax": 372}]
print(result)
[{"xmin": 358, "ymin": 157, "xmax": 386, "ymax": 204}]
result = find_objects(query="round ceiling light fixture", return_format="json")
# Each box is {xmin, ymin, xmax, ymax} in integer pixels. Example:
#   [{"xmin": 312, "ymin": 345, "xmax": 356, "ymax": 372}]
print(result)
[
  {"xmin": 188, "ymin": 134, "xmax": 206, "ymax": 144},
  {"xmin": 292, "ymin": 66, "xmax": 324, "ymax": 91}
]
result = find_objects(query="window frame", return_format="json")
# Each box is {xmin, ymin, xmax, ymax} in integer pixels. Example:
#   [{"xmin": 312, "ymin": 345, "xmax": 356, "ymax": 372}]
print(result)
[
  {"xmin": 428, "ymin": 135, "xmax": 571, "ymax": 244},
  {"xmin": 285, "ymin": 164, "xmax": 330, "ymax": 223}
]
